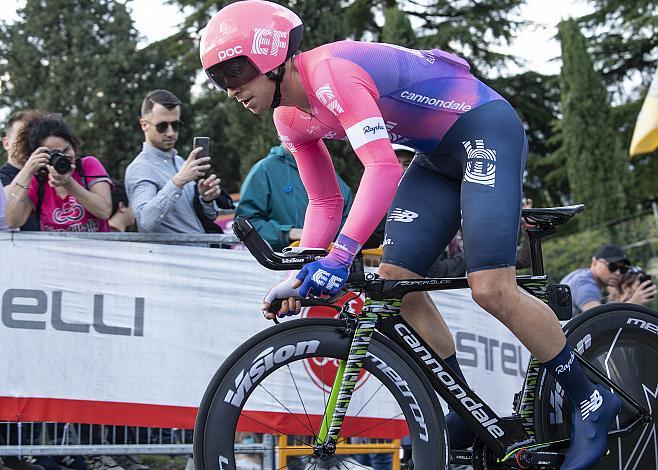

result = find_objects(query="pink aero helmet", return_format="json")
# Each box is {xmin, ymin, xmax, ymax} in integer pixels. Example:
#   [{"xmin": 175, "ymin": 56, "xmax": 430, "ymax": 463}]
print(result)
[{"xmin": 200, "ymin": 0, "xmax": 303, "ymax": 77}]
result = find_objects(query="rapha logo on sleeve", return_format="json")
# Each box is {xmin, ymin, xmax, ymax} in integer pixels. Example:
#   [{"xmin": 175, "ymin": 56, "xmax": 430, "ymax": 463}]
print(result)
[{"xmin": 346, "ymin": 117, "xmax": 389, "ymax": 150}]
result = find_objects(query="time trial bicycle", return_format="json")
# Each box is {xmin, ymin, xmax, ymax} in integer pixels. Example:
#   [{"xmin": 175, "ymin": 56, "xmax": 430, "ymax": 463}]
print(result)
[{"xmin": 194, "ymin": 205, "xmax": 657, "ymax": 469}]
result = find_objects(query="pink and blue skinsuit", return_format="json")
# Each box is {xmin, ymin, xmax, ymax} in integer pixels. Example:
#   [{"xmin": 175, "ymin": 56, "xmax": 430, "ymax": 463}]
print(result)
[{"xmin": 274, "ymin": 40, "xmax": 527, "ymax": 277}]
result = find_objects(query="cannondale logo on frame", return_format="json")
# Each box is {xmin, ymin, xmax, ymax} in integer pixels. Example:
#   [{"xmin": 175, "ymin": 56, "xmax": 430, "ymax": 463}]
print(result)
[
  {"xmin": 251, "ymin": 28, "xmax": 287, "ymax": 56},
  {"xmin": 462, "ymin": 139, "xmax": 496, "ymax": 187},
  {"xmin": 315, "ymin": 84, "xmax": 344, "ymax": 116}
]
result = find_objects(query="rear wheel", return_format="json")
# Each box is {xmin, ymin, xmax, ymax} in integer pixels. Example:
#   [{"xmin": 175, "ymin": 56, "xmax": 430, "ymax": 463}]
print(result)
[
  {"xmin": 534, "ymin": 304, "xmax": 658, "ymax": 469},
  {"xmin": 194, "ymin": 318, "xmax": 448, "ymax": 469}
]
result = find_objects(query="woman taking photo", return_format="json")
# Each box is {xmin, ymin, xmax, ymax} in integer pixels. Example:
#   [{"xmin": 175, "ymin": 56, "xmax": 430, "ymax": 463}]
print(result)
[{"xmin": 5, "ymin": 113, "xmax": 112, "ymax": 232}]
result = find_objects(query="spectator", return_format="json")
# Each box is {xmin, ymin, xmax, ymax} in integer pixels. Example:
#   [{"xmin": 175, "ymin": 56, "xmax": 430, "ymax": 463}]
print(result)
[
  {"xmin": 236, "ymin": 143, "xmax": 354, "ymax": 251},
  {"xmin": 610, "ymin": 265, "xmax": 656, "ymax": 305},
  {"xmin": 0, "ymin": 181, "xmax": 7, "ymax": 231},
  {"xmin": 5, "ymin": 113, "xmax": 112, "ymax": 231},
  {"xmin": 1, "ymin": 110, "xmax": 40, "ymax": 231},
  {"xmin": 391, "ymin": 144, "xmax": 414, "ymax": 172},
  {"xmin": 108, "ymin": 180, "xmax": 135, "ymax": 232},
  {"xmin": 125, "ymin": 89, "xmax": 232, "ymax": 233},
  {"xmin": 561, "ymin": 244, "xmax": 656, "ymax": 316}
]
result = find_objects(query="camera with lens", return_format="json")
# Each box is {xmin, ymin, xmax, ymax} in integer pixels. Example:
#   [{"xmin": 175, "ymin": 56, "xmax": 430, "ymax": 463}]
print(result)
[
  {"xmin": 47, "ymin": 149, "xmax": 72, "ymax": 174},
  {"xmin": 625, "ymin": 266, "xmax": 653, "ymax": 286}
]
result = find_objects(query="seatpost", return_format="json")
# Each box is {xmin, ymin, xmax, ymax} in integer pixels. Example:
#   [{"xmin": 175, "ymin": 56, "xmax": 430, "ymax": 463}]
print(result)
[{"xmin": 527, "ymin": 228, "xmax": 545, "ymax": 276}]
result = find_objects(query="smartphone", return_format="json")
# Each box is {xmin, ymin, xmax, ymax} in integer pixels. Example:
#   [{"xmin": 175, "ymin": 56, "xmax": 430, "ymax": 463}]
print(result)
[{"xmin": 193, "ymin": 136, "xmax": 210, "ymax": 159}]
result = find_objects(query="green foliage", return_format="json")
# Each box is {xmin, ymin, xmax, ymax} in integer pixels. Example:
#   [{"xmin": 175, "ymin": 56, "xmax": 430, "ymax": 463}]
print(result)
[
  {"xmin": 556, "ymin": 19, "xmax": 631, "ymax": 227},
  {"xmin": 490, "ymin": 72, "xmax": 567, "ymax": 207},
  {"xmin": 544, "ymin": 213, "xmax": 658, "ymax": 283},
  {"xmin": 581, "ymin": 0, "xmax": 658, "ymax": 86},
  {"xmin": 413, "ymin": 0, "xmax": 526, "ymax": 74},
  {"xmin": 0, "ymin": 0, "xmax": 195, "ymax": 179},
  {"xmin": 381, "ymin": 6, "xmax": 417, "ymax": 47}
]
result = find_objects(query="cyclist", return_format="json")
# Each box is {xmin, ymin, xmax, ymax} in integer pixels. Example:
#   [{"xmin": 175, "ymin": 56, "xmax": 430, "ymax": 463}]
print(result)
[{"xmin": 200, "ymin": 2, "xmax": 620, "ymax": 468}]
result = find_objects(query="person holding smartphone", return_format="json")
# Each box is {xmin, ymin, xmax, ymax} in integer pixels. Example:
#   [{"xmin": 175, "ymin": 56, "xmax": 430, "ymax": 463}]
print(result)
[{"xmin": 125, "ymin": 89, "xmax": 233, "ymax": 233}]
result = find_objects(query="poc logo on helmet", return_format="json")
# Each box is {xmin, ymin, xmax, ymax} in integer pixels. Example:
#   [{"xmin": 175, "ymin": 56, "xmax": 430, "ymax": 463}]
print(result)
[
  {"xmin": 251, "ymin": 28, "xmax": 287, "ymax": 56},
  {"xmin": 218, "ymin": 45, "xmax": 243, "ymax": 61}
]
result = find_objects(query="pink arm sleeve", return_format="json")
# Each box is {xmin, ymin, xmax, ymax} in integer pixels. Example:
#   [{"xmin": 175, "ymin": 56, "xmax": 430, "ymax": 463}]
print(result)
[
  {"xmin": 274, "ymin": 107, "xmax": 345, "ymax": 249},
  {"xmin": 309, "ymin": 59, "xmax": 403, "ymax": 246},
  {"xmin": 296, "ymin": 139, "xmax": 345, "ymax": 249}
]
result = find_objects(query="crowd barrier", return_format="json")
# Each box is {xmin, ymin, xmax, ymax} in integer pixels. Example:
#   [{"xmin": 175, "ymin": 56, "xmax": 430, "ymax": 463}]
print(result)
[{"xmin": 0, "ymin": 232, "xmax": 530, "ymax": 460}]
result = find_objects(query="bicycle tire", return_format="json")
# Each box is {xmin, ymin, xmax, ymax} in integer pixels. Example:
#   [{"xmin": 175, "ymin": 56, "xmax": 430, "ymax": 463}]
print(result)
[
  {"xmin": 533, "ymin": 304, "xmax": 658, "ymax": 469},
  {"xmin": 193, "ymin": 318, "xmax": 448, "ymax": 470}
]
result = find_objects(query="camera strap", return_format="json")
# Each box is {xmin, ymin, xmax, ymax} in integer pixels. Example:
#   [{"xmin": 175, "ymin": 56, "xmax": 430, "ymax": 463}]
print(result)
[{"xmin": 35, "ymin": 157, "xmax": 90, "ymax": 224}]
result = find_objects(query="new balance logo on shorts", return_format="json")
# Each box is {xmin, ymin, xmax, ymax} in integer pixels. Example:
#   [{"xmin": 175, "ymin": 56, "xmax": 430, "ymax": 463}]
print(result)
[
  {"xmin": 463, "ymin": 139, "xmax": 496, "ymax": 187},
  {"xmin": 580, "ymin": 389, "xmax": 604, "ymax": 420},
  {"xmin": 387, "ymin": 208, "xmax": 419, "ymax": 223}
]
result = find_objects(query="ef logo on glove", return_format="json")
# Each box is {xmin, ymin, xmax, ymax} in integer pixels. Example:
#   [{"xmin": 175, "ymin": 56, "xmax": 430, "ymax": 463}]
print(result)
[
  {"xmin": 311, "ymin": 269, "xmax": 344, "ymax": 292},
  {"xmin": 297, "ymin": 262, "xmax": 348, "ymax": 297}
]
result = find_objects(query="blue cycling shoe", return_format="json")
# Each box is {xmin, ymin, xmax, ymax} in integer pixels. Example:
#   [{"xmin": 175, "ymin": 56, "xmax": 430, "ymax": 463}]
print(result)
[
  {"xmin": 561, "ymin": 385, "xmax": 621, "ymax": 470},
  {"xmin": 445, "ymin": 410, "xmax": 474, "ymax": 449}
]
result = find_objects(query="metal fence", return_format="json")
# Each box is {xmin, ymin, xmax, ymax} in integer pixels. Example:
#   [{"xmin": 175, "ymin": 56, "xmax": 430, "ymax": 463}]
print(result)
[
  {"xmin": 0, "ymin": 232, "xmax": 272, "ymax": 465},
  {"xmin": 15, "ymin": 231, "xmax": 241, "ymax": 248},
  {"xmin": 0, "ymin": 422, "xmax": 274, "ymax": 468}
]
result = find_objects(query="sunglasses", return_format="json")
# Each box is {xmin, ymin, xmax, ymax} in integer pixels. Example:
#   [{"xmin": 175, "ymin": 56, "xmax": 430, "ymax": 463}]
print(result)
[
  {"xmin": 146, "ymin": 120, "xmax": 183, "ymax": 133},
  {"xmin": 206, "ymin": 56, "xmax": 261, "ymax": 91},
  {"xmin": 601, "ymin": 259, "xmax": 630, "ymax": 274}
]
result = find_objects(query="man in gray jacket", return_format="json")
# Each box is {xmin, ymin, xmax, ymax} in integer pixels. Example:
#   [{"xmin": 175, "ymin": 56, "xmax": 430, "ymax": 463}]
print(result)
[{"xmin": 126, "ymin": 89, "xmax": 229, "ymax": 233}]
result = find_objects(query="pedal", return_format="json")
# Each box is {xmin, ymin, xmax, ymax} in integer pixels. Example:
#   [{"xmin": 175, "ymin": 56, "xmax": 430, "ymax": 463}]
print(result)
[
  {"xmin": 449, "ymin": 449, "xmax": 472, "ymax": 465},
  {"xmin": 515, "ymin": 448, "xmax": 565, "ymax": 468}
]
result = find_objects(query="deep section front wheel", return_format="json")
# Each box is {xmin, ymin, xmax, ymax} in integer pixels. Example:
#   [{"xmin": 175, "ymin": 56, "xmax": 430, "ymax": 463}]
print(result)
[
  {"xmin": 534, "ymin": 304, "xmax": 658, "ymax": 469},
  {"xmin": 194, "ymin": 318, "xmax": 448, "ymax": 470}
]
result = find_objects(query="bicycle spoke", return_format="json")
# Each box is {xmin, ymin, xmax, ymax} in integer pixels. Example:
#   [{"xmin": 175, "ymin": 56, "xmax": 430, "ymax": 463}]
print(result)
[
  {"xmin": 335, "ymin": 411, "xmax": 405, "ymax": 446},
  {"xmin": 255, "ymin": 383, "xmax": 316, "ymax": 436},
  {"xmin": 237, "ymin": 412, "xmax": 313, "ymax": 448},
  {"xmin": 333, "ymin": 454, "xmax": 374, "ymax": 470},
  {"xmin": 276, "ymin": 452, "xmax": 316, "ymax": 470},
  {"xmin": 286, "ymin": 362, "xmax": 316, "ymax": 438},
  {"xmin": 343, "ymin": 381, "xmax": 386, "ymax": 422}
]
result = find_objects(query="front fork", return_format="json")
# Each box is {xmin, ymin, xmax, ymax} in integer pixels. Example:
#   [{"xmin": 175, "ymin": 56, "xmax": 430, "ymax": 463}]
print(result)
[{"xmin": 315, "ymin": 298, "xmax": 401, "ymax": 448}]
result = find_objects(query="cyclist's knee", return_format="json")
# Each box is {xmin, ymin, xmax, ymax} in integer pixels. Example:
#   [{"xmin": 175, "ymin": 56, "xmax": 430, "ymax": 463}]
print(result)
[
  {"xmin": 468, "ymin": 268, "xmax": 517, "ymax": 315},
  {"xmin": 378, "ymin": 262, "xmax": 420, "ymax": 280},
  {"xmin": 471, "ymin": 284, "xmax": 507, "ymax": 313}
]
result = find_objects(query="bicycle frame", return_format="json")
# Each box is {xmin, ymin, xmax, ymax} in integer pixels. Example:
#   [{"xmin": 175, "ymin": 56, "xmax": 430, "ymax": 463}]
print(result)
[
  {"xmin": 231, "ymin": 215, "xmax": 652, "ymax": 462},
  {"xmin": 314, "ymin": 281, "xmax": 652, "ymax": 460}
]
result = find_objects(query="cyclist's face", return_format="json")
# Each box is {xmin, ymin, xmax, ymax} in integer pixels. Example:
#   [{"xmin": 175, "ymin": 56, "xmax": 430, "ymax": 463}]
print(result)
[{"xmin": 226, "ymin": 73, "xmax": 274, "ymax": 115}]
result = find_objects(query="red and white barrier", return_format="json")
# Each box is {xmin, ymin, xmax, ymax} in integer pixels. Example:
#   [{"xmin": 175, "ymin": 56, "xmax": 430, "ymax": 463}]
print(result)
[{"xmin": 0, "ymin": 233, "xmax": 529, "ymax": 433}]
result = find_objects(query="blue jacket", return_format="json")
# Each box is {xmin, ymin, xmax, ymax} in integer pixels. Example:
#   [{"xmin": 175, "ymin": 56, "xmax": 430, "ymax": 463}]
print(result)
[{"xmin": 236, "ymin": 145, "xmax": 354, "ymax": 251}]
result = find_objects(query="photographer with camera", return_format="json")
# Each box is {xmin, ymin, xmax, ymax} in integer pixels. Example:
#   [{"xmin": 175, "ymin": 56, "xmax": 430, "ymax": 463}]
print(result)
[
  {"xmin": 4, "ymin": 112, "xmax": 112, "ymax": 231},
  {"xmin": 561, "ymin": 244, "xmax": 657, "ymax": 315},
  {"xmin": 610, "ymin": 265, "xmax": 656, "ymax": 306}
]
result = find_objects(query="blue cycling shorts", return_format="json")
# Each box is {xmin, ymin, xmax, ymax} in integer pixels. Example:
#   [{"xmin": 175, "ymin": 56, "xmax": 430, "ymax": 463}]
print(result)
[{"xmin": 382, "ymin": 99, "xmax": 528, "ymax": 275}]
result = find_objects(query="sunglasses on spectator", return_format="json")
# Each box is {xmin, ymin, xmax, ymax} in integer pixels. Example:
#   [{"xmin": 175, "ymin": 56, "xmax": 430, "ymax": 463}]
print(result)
[
  {"xmin": 600, "ymin": 258, "xmax": 630, "ymax": 274},
  {"xmin": 146, "ymin": 120, "xmax": 183, "ymax": 133},
  {"xmin": 206, "ymin": 56, "xmax": 261, "ymax": 91}
]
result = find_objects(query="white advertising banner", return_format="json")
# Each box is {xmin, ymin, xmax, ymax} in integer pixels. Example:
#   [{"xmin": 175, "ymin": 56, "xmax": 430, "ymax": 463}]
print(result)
[{"xmin": 0, "ymin": 233, "xmax": 530, "ymax": 434}]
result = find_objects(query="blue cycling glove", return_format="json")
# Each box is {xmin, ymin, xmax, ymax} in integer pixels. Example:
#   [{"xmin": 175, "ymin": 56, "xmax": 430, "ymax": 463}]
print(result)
[{"xmin": 296, "ymin": 234, "xmax": 361, "ymax": 297}]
